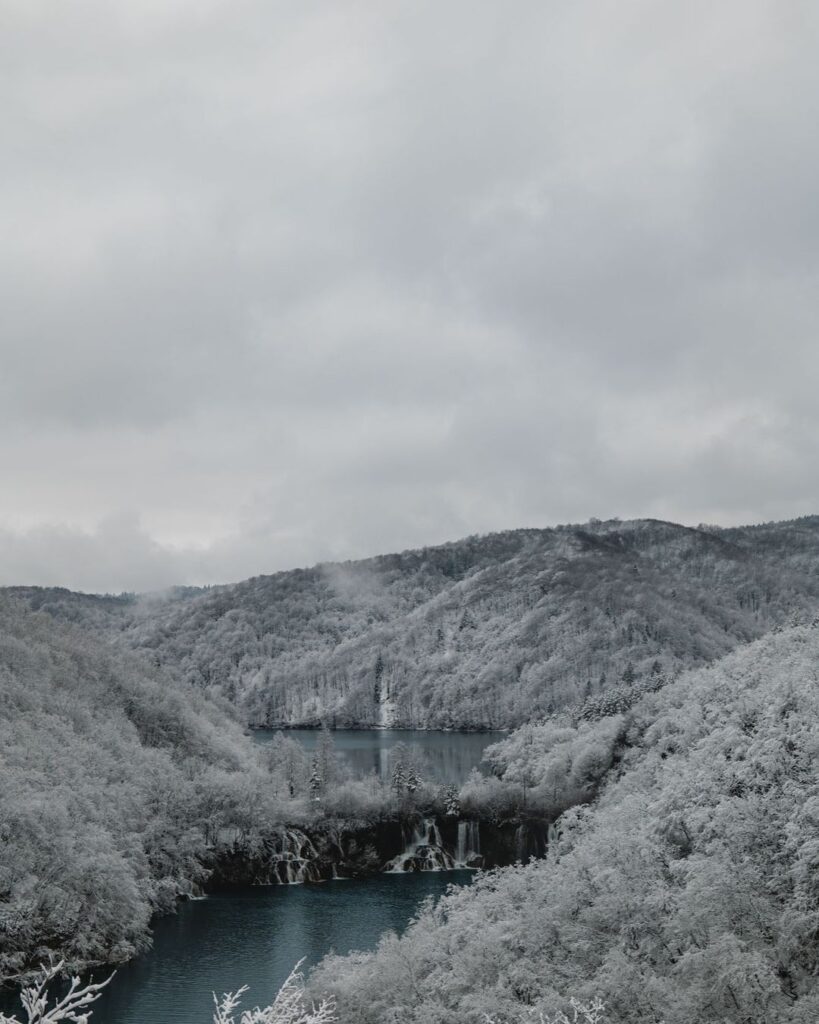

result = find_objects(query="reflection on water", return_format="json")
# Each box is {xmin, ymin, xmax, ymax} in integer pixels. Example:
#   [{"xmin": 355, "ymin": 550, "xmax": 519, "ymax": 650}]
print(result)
[{"xmin": 252, "ymin": 727, "xmax": 505, "ymax": 784}]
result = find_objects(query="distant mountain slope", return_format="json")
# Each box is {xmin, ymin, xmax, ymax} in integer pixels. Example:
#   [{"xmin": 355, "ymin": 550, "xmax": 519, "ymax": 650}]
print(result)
[
  {"xmin": 310, "ymin": 621, "xmax": 819, "ymax": 1023},
  {"xmin": 81, "ymin": 516, "xmax": 819, "ymax": 729}
]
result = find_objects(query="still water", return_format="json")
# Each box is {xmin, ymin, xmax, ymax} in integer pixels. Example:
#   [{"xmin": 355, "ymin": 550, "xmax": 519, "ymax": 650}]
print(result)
[
  {"xmin": 252, "ymin": 727, "xmax": 506, "ymax": 784},
  {"xmin": 85, "ymin": 874, "xmax": 472, "ymax": 1024}
]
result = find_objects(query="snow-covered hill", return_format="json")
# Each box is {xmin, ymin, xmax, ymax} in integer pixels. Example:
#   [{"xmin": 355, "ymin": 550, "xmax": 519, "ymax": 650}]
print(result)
[
  {"xmin": 312, "ymin": 621, "xmax": 819, "ymax": 1023},
  {"xmin": 83, "ymin": 515, "xmax": 819, "ymax": 729},
  {"xmin": 0, "ymin": 597, "xmax": 266, "ymax": 976}
]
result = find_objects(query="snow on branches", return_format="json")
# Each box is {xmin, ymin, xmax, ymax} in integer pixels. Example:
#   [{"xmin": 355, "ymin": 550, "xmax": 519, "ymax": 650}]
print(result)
[
  {"xmin": 0, "ymin": 959, "xmax": 336, "ymax": 1024},
  {"xmin": 484, "ymin": 999, "xmax": 607, "ymax": 1024},
  {"xmin": 212, "ymin": 960, "xmax": 336, "ymax": 1024},
  {"xmin": 0, "ymin": 960, "xmax": 113, "ymax": 1024}
]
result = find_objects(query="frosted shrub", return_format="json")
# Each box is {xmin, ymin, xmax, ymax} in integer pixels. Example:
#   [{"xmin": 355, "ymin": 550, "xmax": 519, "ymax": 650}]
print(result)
[
  {"xmin": 484, "ymin": 999, "xmax": 607, "ymax": 1024},
  {"xmin": 212, "ymin": 960, "xmax": 336, "ymax": 1024},
  {"xmin": 536, "ymin": 1000, "xmax": 606, "ymax": 1024},
  {"xmin": 0, "ymin": 960, "xmax": 113, "ymax": 1024},
  {"xmin": 0, "ymin": 959, "xmax": 336, "ymax": 1024}
]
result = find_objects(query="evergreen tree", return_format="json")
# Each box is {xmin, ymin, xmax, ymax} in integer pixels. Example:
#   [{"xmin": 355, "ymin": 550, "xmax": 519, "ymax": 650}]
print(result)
[
  {"xmin": 390, "ymin": 760, "xmax": 405, "ymax": 793},
  {"xmin": 443, "ymin": 785, "xmax": 461, "ymax": 817},
  {"xmin": 373, "ymin": 652, "xmax": 384, "ymax": 704},
  {"xmin": 316, "ymin": 722, "xmax": 337, "ymax": 792},
  {"xmin": 309, "ymin": 753, "xmax": 323, "ymax": 800}
]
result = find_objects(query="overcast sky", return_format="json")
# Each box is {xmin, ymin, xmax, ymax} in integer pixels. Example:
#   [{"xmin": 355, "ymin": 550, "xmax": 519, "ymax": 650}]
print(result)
[{"xmin": 2, "ymin": 1, "xmax": 818, "ymax": 592}]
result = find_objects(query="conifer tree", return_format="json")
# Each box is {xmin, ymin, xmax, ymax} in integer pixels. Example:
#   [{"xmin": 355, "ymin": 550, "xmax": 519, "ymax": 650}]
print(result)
[{"xmin": 309, "ymin": 754, "xmax": 323, "ymax": 800}]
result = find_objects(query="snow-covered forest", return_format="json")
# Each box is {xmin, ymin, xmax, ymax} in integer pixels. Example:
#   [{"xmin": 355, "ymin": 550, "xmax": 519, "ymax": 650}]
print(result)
[
  {"xmin": 7, "ymin": 0, "xmax": 819, "ymax": 1013},
  {"xmin": 3, "ymin": 516, "xmax": 819, "ymax": 1021},
  {"xmin": 311, "ymin": 622, "xmax": 819, "ymax": 1023},
  {"xmin": 128, "ymin": 517, "xmax": 819, "ymax": 729},
  {"xmin": 0, "ymin": 596, "xmax": 461, "ymax": 977},
  {"xmin": 11, "ymin": 517, "xmax": 819, "ymax": 731},
  {"xmin": 0, "ymin": 595, "xmax": 269, "ymax": 976}
]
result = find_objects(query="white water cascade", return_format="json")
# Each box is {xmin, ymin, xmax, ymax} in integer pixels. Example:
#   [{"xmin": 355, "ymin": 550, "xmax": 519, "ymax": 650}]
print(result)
[
  {"xmin": 384, "ymin": 818, "xmax": 456, "ymax": 872},
  {"xmin": 267, "ymin": 829, "xmax": 322, "ymax": 884},
  {"xmin": 455, "ymin": 820, "xmax": 482, "ymax": 868},
  {"xmin": 515, "ymin": 823, "xmax": 527, "ymax": 863}
]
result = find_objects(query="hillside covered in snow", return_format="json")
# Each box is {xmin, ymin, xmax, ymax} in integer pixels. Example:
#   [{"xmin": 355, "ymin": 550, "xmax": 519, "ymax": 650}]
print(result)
[
  {"xmin": 27, "ymin": 514, "xmax": 817, "ymax": 730},
  {"xmin": 312, "ymin": 621, "xmax": 819, "ymax": 1023},
  {"xmin": 0, "ymin": 597, "xmax": 274, "ymax": 976}
]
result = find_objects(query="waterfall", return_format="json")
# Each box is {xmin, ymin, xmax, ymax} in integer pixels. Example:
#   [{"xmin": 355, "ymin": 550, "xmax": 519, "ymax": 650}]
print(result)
[
  {"xmin": 384, "ymin": 817, "xmax": 456, "ymax": 872},
  {"xmin": 515, "ymin": 823, "xmax": 527, "ymax": 863},
  {"xmin": 427, "ymin": 819, "xmax": 443, "ymax": 848},
  {"xmin": 378, "ymin": 681, "xmax": 397, "ymax": 728},
  {"xmin": 265, "ymin": 828, "xmax": 322, "ymax": 884},
  {"xmin": 455, "ymin": 820, "xmax": 481, "ymax": 868}
]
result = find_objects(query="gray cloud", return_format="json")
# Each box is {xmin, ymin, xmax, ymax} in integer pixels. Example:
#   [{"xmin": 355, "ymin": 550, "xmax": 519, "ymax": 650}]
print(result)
[{"xmin": 2, "ymin": 1, "xmax": 818, "ymax": 591}]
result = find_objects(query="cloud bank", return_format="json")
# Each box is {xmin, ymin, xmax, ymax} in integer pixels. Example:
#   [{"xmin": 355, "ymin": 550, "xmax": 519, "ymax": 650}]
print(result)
[{"xmin": 2, "ymin": 1, "xmax": 818, "ymax": 591}]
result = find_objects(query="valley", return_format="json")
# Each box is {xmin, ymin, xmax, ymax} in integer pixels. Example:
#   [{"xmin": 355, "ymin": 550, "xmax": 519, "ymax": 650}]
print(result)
[{"xmin": 3, "ymin": 516, "xmax": 819, "ymax": 1022}]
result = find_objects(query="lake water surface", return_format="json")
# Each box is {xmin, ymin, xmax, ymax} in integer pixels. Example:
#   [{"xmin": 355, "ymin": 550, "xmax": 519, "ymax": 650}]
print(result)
[
  {"xmin": 252, "ymin": 727, "xmax": 506, "ymax": 784},
  {"xmin": 86, "ymin": 873, "xmax": 472, "ymax": 1024},
  {"xmin": 2, "ymin": 730, "xmax": 499, "ymax": 1024}
]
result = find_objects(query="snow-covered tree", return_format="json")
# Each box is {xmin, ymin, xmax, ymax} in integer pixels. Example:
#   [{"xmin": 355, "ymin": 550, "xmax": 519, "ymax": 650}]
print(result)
[
  {"xmin": 390, "ymin": 760, "xmax": 406, "ymax": 793},
  {"xmin": 484, "ymin": 999, "xmax": 606, "ymax": 1024},
  {"xmin": 213, "ymin": 961, "xmax": 336, "ymax": 1024},
  {"xmin": 309, "ymin": 754, "xmax": 323, "ymax": 800},
  {"xmin": 0, "ymin": 960, "xmax": 113, "ymax": 1024},
  {"xmin": 443, "ymin": 784, "xmax": 461, "ymax": 817}
]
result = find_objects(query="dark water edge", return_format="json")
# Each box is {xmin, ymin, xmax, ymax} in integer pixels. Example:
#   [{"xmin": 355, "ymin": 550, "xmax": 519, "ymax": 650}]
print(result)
[{"xmin": 2, "ymin": 873, "xmax": 473, "ymax": 1024}]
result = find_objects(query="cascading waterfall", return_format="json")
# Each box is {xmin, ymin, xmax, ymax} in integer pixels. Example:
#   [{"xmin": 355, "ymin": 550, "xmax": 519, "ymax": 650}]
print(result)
[
  {"xmin": 514, "ymin": 822, "xmax": 547, "ymax": 864},
  {"xmin": 455, "ymin": 820, "xmax": 482, "ymax": 868},
  {"xmin": 515, "ymin": 823, "xmax": 527, "ymax": 863},
  {"xmin": 266, "ymin": 828, "xmax": 322, "ymax": 884},
  {"xmin": 384, "ymin": 817, "xmax": 455, "ymax": 872}
]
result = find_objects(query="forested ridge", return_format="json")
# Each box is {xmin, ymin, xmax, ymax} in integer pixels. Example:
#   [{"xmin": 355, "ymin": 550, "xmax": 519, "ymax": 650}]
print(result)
[
  {"xmin": 127, "ymin": 516, "xmax": 819, "ymax": 728},
  {"xmin": 16, "ymin": 515, "xmax": 819, "ymax": 731}
]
